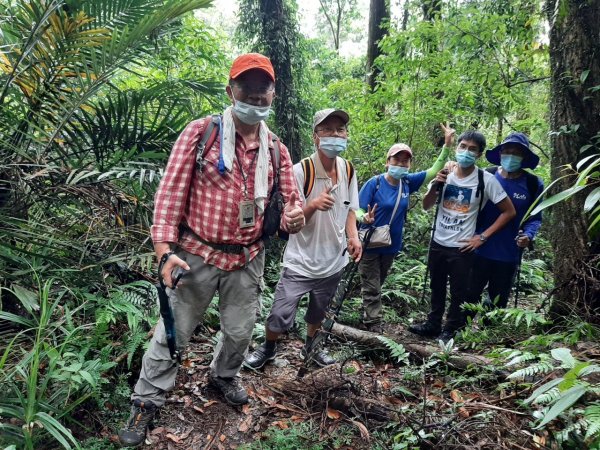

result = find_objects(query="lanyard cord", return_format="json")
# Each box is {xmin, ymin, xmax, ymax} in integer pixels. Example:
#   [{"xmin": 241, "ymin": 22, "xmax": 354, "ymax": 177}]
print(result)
[{"xmin": 235, "ymin": 149, "xmax": 259, "ymax": 199}]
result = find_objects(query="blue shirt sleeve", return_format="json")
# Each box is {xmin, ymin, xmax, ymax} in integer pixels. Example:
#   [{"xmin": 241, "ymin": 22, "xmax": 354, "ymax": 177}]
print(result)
[
  {"xmin": 522, "ymin": 178, "xmax": 544, "ymax": 239},
  {"xmin": 406, "ymin": 171, "xmax": 427, "ymax": 194},
  {"xmin": 359, "ymin": 175, "xmax": 379, "ymax": 210}
]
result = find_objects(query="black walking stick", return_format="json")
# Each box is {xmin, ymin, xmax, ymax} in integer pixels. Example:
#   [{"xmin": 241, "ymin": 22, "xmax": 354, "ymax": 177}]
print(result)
[
  {"xmin": 513, "ymin": 231, "xmax": 534, "ymax": 308},
  {"xmin": 420, "ymin": 177, "xmax": 445, "ymax": 303},
  {"xmin": 297, "ymin": 227, "xmax": 375, "ymax": 378},
  {"xmin": 157, "ymin": 253, "xmax": 185, "ymax": 363}
]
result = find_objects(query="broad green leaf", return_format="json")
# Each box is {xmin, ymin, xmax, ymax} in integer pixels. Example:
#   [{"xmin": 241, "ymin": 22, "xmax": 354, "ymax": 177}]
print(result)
[
  {"xmin": 534, "ymin": 385, "xmax": 586, "ymax": 429},
  {"xmin": 551, "ymin": 348, "xmax": 576, "ymax": 368},
  {"xmin": 10, "ymin": 285, "xmax": 40, "ymax": 313},
  {"xmin": 584, "ymin": 187, "xmax": 600, "ymax": 212},
  {"xmin": 35, "ymin": 411, "xmax": 80, "ymax": 449},
  {"xmin": 530, "ymin": 185, "xmax": 587, "ymax": 216}
]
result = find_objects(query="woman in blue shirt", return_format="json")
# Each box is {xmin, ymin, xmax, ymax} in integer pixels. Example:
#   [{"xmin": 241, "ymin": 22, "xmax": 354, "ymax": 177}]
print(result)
[
  {"xmin": 471, "ymin": 132, "xmax": 543, "ymax": 309},
  {"xmin": 356, "ymin": 125, "xmax": 453, "ymax": 331}
]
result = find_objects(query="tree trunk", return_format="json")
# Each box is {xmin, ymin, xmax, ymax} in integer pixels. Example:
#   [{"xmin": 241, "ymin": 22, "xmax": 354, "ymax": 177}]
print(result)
[
  {"xmin": 547, "ymin": 0, "xmax": 600, "ymax": 320},
  {"xmin": 256, "ymin": 0, "xmax": 303, "ymax": 163},
  {"xmin": 366, "ymin": 0, "xmax": 389, "ymax": 92},
  {"xmin": 330, "ymin": 323, "xmax": 494, "ymax": 371}
]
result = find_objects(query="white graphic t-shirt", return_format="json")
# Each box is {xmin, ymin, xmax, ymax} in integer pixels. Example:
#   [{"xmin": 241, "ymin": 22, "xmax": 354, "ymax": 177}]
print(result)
[{"xmin": 433, "ymin": 168, "xmax": 507, "ymax": 248}]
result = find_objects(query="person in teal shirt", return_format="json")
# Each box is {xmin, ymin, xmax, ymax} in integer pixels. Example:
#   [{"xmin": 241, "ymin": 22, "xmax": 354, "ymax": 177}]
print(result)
[{"xmin": 356, "ymin": 124, "xmax": 453, "ymax": 332}]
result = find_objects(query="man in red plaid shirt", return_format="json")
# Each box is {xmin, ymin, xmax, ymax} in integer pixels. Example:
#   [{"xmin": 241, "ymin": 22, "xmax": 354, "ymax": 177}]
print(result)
[{"xmin": 119, "ymin": 53, "xmax": 304, "ymax": 447}]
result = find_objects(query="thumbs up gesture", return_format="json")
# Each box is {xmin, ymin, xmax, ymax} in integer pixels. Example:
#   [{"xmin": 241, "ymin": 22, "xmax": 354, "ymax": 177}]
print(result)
[
  {"xmin": 310, "ymin": 184, "xmax": 336, "ymax": 211},
  {"xmin": 285, "ymin": 191, "xmax": 305, "ymax": 234}
]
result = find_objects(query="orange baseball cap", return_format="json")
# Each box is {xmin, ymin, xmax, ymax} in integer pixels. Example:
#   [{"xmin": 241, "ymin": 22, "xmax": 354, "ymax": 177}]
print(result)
[{"xmin": 229, "ymin": 53, "xmax": 275, "ymax": 82}]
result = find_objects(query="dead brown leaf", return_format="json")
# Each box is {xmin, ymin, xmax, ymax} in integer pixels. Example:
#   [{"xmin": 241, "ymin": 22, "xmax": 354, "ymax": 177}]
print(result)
[
  {"xmin": 150, "ymin": 427, "xmax": 165, "ymax": 436},
  {"xmin": 380, "ymin": 378, "xmax": 391, "ymax": 389},
  {"xmin": 326, "ymin": 408, "xmax": 341, "ymax": 420},
  {"xmin": 166, "ymin": 433, "xmax": 181, "ymax": 443},
  {"xmin": 242, "ymin": 404, "xmax": 252, "ymax": 414},
  {"xmin": 193, "ymin": 405, "xmax": 205, "ymax": 414},
  {"xmin": 203, "ymin": 400, "xmax": 217, "ymax": 408},
  {"xmin": 238, "ymin": 415, "xmax": 253, "ymax": 433},
  {"xmin": 458, "ymin": 407, "xmax": 469, "ymax": 418},
  {"xmin": 272, "ymin": 420, "xmax": 289, "ymax": 430},
  {"xmin": 350, "ymin": 419, "xmax": 370, "ymax": 441},
  {"xmin": 450, "ymin": 390, "xmax": 464, "ymax": 403},
  {"xmin": 219, "ymin": 434, "xmax": 226, "ymax": 442}
]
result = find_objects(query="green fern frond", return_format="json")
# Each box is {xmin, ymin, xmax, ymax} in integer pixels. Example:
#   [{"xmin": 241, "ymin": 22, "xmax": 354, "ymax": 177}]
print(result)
[
  {"xmin": 534, "ymin": 387, "xmax": 561, "ymax": 405},
  {"xmin": 585, "ymin": 403, "xmax": 600, "ymax": 441},
  {"xmin": 508, "ymin": 361, "xmax": 554, "ymax": 380},
  {"xmin": 377, "ymin": 336, "xmax": 409, "ymax": 364},
  {"xmin": 505, "ymin": 351, "xmax": 539, "ymax": 367},
  {"xmin": 125, "ymin": 331, "xmax": 148, "ymax": 368}
]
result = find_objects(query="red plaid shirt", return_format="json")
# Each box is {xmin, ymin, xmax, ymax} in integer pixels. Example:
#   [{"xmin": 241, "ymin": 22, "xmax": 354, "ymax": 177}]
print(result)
[{"xmin": 151, "ymin": 117, "xmax": 300, "ymax": 271}]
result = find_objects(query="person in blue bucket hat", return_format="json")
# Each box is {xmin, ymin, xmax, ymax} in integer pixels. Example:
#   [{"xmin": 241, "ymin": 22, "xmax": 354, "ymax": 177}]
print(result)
[{"xmin": 468, "ymin": 132, "xmax": 544, "ymax": 313}]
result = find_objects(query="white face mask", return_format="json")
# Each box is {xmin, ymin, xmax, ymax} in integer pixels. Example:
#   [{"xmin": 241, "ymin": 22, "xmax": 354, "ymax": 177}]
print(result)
[
  {"xmin": 318, "ymin": 136, "xmax": 347, "ymax": 158},
  {"xmin": 232, "ymin": 94, "xmax": 271, "ymax": 125}
]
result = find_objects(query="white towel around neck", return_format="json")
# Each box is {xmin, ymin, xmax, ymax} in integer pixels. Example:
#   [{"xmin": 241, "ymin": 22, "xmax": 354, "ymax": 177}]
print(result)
[{"xmin": 221, "ymin": 106, "xmax": 270, "ymax": 213}]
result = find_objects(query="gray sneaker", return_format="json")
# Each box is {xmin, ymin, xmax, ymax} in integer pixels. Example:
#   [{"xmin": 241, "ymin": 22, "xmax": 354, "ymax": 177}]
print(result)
[
  {"xmin": 118, "ymin": 399, "xmax": 157, "ymax": 447},
  {"xmin": 208, "ymin": 374, "xmax": 248, "ymax": 406},
  {"xmin": 244, "ymin": 343, "xmax": 277, "ymax": 369}
]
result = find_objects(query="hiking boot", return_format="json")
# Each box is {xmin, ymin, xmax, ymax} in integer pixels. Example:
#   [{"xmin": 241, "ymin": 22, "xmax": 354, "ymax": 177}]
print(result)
[
  {"xmin": 437, "ymin": 329, "xmax": 456, "ymax": 344},
  {"xmin": 365, "ymin": 322, "xmax": 384, "ymax": 334},
  {"xmin": 408, "ymin": 321, "xmax": 441, "ymax": 337},
  {"xmin": 244, "ymin": 343, "xmax": 277, "ymax": 369},
  {"xmin": 301, "ymin": 347, "xmax": 336, "ymax": 367},
  {"xmin": 118, "ymin": 399, "xmax": 157, "ymax": 447},
  {"xmin": 208, "ymin": 374, "xmax": 248, "ymax": 406}
]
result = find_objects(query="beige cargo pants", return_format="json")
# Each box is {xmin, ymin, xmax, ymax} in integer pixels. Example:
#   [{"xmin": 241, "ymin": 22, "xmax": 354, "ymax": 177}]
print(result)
[{"xmin": 132, "ymin": 249, "xmax": 264, "ymax": 407}]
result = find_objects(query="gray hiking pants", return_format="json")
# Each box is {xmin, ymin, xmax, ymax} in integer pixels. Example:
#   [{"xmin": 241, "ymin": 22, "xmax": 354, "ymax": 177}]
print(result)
[
  {"xmin": 132, "ymin": 249, "xmax": 264, "ymax": 407},
  {"xmin": 358, "ymin": 252, "xmax": 396, "ymax": 324}
]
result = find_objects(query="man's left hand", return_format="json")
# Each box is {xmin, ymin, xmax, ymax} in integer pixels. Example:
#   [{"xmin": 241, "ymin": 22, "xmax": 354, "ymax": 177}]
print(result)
[
  {"xmin": 285, "ymin": 192, "xmax": 305, "ymax": 234},
  {"xmin": 347, "ymin": 236, "xmax": 362, "ymax": 262},
  {"xmin": 459, "ymin": 235, "xmax": 485, "ymax": 252}
]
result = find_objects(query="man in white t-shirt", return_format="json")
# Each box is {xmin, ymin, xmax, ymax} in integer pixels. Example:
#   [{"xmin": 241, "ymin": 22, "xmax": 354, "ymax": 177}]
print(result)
[
  {"xmin": 244, "ymin": 108, "xmax": 362, "ymax": 368},
  {"xmin": 408, "ymin": 130, "xmax": 516, "ymax": 342}
]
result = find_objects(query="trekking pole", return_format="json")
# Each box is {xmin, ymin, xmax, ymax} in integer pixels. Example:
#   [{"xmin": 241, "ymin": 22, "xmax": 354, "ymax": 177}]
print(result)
[
  {"xmin": 513, "ymin": 231, "xmax": 534, "ymax": 308},
  {"xmin": 420, "ymin": 175, "xmax": 446, "ymax": 303},
  {"xmin": 157, "ymin": 254, "xmax": 185, "ymax": 363},
  {"xmin": 297, "ymin": 227, "xmax": 375, "ymax": 378}
]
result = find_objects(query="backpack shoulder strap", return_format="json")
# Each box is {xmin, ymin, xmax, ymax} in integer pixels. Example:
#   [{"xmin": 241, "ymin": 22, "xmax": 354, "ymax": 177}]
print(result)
[
  {"xmin": 195, "ymin": 115, "xmax": 220, "ymax": 171},
  {"xmin": 301, "ymin": 157, "xmax": 315, "ymax": 198},
  {"xmin": 475, "ymin": 168, "xmax": 485, "ymax": 227},
  {"xmin": 269, "ymin": 133, "xmax": 281, "ymax": 187},
  {"xmin": 486, "ymin": 166, "xmax": 498, "ymax": 175},
  {"xmin": 476, "ymin": 167, "xmax": 485, "ymax": 199},
  {"xmin": 523, "ymin": 170, "xmax": 541, "ymax": 201},
  {"xmin": 345, "ymin": 160, "xmax": 355, "ymax": 188}
]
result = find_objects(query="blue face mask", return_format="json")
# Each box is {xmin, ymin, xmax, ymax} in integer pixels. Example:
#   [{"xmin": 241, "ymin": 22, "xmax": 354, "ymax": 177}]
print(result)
[
  {"xmin": 318, "ymin": 137, "xmax": 347, "ymax": 158},
  {"xmin": 455, "ymin": 149, "xmax": 478, "ymax": 168},
  {"xmin": 500, "ymin": 154, "xmax": 523, "ymax": 172},
  {"xmin": 232, "ymin": 95, "xmax": 271, "ymax": 125},
  {"xmin": 388, "ymin": 166, "xmax": 409, "ymax": 180}
]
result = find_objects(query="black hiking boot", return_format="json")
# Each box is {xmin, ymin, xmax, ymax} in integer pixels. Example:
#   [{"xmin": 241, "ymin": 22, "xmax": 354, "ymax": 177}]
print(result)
[
  {"xmin": 365, "ymin": 322, "xmax": 385, "ymax": 334},
  {"xmin": 301, "ymin": 347, "xmax": 336, "ymax": 367},
  {"xmin": 408, "ymin": 321, "xmax": 441, "ymax": 338},
  {"xmin": 208, "ymin": 374, "xmax": 249, "ymax": 406},
  {"xmin": 244, "ymin": 343, "xmax": 277, "ymax": 369},
  {"xmin": 118, "ymin": 399, "xmax": 157, "ymax": 447},
  {"xmin": 437, "ymin": 329, "xmax": 456, "ymax": 344}
]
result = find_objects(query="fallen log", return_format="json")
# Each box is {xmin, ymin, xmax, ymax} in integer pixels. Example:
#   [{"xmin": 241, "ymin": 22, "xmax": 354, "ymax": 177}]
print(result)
[{"xmin": 330, "ymin": 323, "xmax": 495, "ymax": 371}]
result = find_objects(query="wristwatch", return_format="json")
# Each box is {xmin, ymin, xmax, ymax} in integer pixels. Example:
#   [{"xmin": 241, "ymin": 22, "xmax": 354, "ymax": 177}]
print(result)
[{"xmin": 479, "ymin": 233, "xmax": 488, "ymax": 242}]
